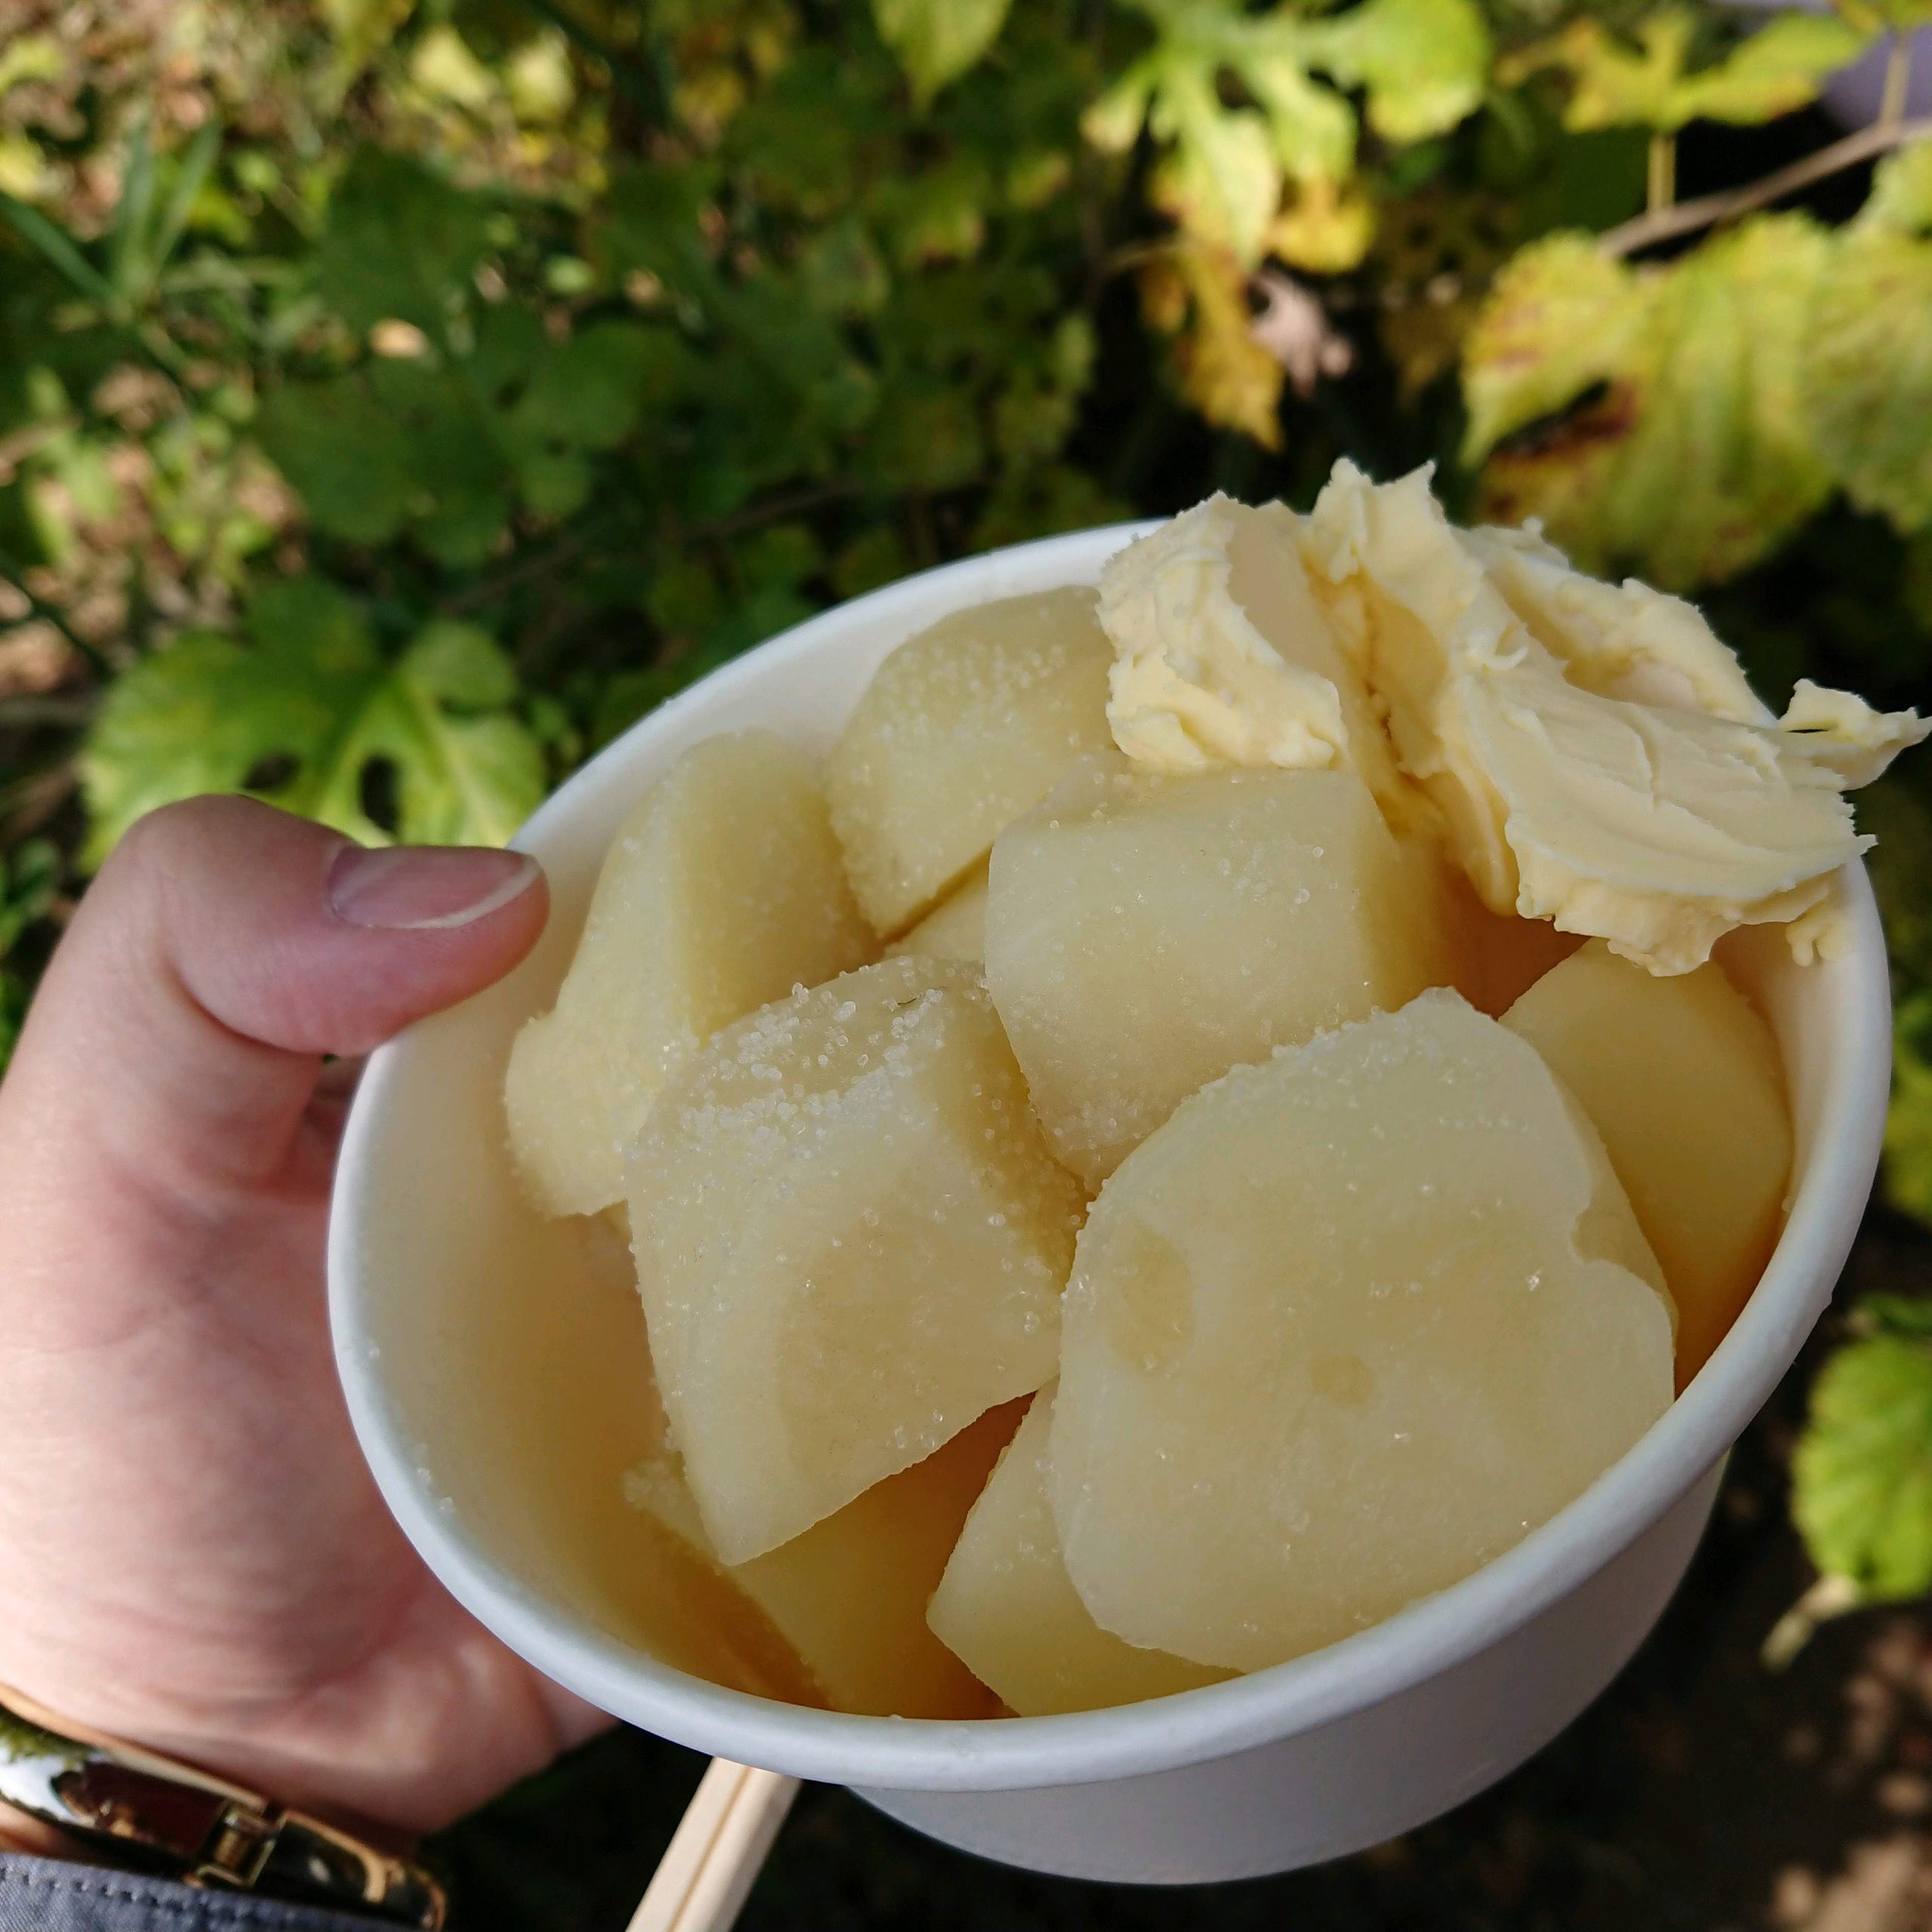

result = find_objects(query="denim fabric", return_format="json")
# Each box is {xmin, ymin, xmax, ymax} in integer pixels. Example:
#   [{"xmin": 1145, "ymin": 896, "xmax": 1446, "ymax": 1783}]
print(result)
[{"xmin": 0, "ymin": 1856, "xmax": 379, "ymax": 1930}]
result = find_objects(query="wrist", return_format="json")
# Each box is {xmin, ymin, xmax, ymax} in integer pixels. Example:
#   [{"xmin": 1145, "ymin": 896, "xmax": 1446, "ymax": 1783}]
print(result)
[{"xmin": 0, "ymin": 1796, "xmax": 82, "ymax": 1860}]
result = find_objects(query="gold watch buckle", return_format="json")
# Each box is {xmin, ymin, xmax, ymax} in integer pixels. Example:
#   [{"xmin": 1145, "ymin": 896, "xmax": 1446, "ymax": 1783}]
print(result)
[{"xmin": 0, "ymin": 1686, "xmax": 445, "ymax": 1926}]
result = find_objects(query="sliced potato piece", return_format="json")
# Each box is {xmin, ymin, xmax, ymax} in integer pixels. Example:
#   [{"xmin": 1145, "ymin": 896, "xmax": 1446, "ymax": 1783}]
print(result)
[
  {"xmin": 886, "ymin": 859, "xmax": 989, "ymax": 964},
  {"xmin": 1504, "ymin": 941, "xmax": 1791, "ymax": 1387},
  {"xmin": 628, "ymin": 957, "xmax": 1081, "ymax": 1564},
  {"xmin": 829, "ymin": 589, "xmax": 1113, "ymax": 935},
  {"xmin": 628, "ymin": 1406, "xmax": 1017, "ymax": 1717},
  {"xmin": 1052, "ymin": 991, "xmax": 1674, "ymax": 1672},
  {"xmin": 506, "ymin": 731, "xmax": 873, "ymax": 1217},
  {"xmin": 985, "ymin": 756, "xmax": 1456, "ymax": 1186},
  {"xmin": 928, "ymin": 1388, "xmax": 1231, "ymax": 1715}
]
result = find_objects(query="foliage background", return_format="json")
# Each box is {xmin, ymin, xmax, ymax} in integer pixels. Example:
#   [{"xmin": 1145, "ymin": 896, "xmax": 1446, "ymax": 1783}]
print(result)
[{"xmin": 4, "ymin": 0, "xmax": 1932, "ymax": 1917}]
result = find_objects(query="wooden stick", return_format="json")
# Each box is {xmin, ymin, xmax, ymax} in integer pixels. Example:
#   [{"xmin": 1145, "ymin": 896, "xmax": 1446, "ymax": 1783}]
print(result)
[{"xmin": 628, "ymin": 1760, "xmax": 801, "ymax": 1932}]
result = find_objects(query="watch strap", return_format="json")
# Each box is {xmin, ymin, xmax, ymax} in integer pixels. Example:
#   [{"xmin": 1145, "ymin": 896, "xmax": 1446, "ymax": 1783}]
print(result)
[{"xmin": 0, "ymin": 1687, "xmax": 445, "ymax": 1927}]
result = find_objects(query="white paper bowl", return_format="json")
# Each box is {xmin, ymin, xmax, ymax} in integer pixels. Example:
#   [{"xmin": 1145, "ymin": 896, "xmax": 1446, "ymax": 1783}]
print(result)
[{"xmin": 328, "ymin": 525, "xmax": 1891, "ymax": 1884}]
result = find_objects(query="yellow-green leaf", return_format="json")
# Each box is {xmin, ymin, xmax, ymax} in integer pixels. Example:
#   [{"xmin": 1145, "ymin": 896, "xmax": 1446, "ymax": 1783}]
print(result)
[
  {"xmin": 1508, "ymin": 7, "xmax": 1871, "ymax": 132},
  {"xmin": 1803, "ymin": 223, "xmax": 1932, "ymax": 531},
  {"xmin": 80, "ymin": 585, "xmax": 543, "ymax": 862},
  {"xmin": 873, "ymin": 0, "xmax": 1013, "ymax": 104},
  {"xmin": 1835, "ymin": 0, "xmax": 1932, "ymax": 29},
  {"xmin": 1303, "ymin": 0, "xmax": 1492, "ymax": 145},
  {"xmin": 1793, "ymin": 1329, "xmax": 1932, "ymax": 1600},
  {"xmin": 1238, "ymin": 45, "xmax": 1357, "ymax": 183},
  {"xmin": 1674, "ymin": 10, "xmax": 1871, "ymax": 123},
  {"xmin": 1858, "ymin": 134, "xmax": 1932, "ymax": 238},
  {"xmin": 1266, "ymin": 174, "xmax": 1374, "ymax": 272},
  {"xmin": 1086, "ymin": 1, "xmax": 1360, "ymax": 263},
  {"xmin": 1149, "ymin": 66, "xmax": 1282, "ymax": 264},
  {"xmin": 0, "ymin": 34, "xmax": 64, "ymax": 99},
  {"xmin": 1142, "ymin": 243, "xmax": 1284, "ymax": 448},
  {"xmin": 1466, "ymin": 215, "xmax": 1835, "ymax": 589},
  {"xmin": 1460, "ymin": 233, "xmax": 1651, "ymax": 462},
  {"xmin": 1082, "ymin": 60, "xmax": 1158, "ymax": 152}
]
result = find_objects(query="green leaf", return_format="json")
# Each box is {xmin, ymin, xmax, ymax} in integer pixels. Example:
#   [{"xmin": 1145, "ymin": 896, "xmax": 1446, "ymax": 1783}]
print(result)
[
  {"xmin": 510, "ymin": 321, "xmax": 663, "ymax": 451},
  {"xmin": 261, "ymin": 359, "xmax": 515, "ymax": 565},
  {"xmin": 1857, "ymin": 1294, "xmax": 1932, "ymax": 1343},
  {"xmin": 147, "ymin": 120, "xmax": 225, "ymax": 283},
  {"xmin": 1465, "ymin": 215, "xmax": 1835, "ymax": 588},
  {"xmin": 1885, "ymin": 990, "xmax": 1932, "ymax": 1220},
  {"xmin": 1507, "ymin": 7, "xmax": 1872, "ymax": 133},
  {"xmin": 1859, "ymin": 136, "xmax": 1932, "ymax": 238},
  {"xmin": 1303, "ymin": 0, "xmax": 1492, "ymax": 146},
  {"xmin": 1086, "ymin": 3, "xmax": 1349, "ymax": 266},
  {"xmin": 1803, "ymin": 226, "xmax": 1932, "ymax": 533},
  {"xmin": 1148, "ymin": 65, "xmax": 1281, "ymax": 265},
  {"xmin": 872, "ymin": 0, "xmax": 1014, "ymax": 105},
  {"xmin": 1236, "ymin": 51, "xmax": 1357, "ymax": 185},
  {"xmin": 1673, "ymin": 11, "xmax": 1872, "ymax": 125},
  {"xmin": 0, "ymin": 838, "xmax": 57, "ymax": 962},
  {"xmin": 312, "ymin": 150, "xmax": 491, "ymax": 337},
  {"xmin": 256, "ymin": 380, "xmax": 421, "ymax": 546},
  {"xmin": 309, "ymin": 620, "xmax": 545, "ymax": 847},
  {"xmin": 869, "ymin": 156, "xmax": 992, "ymax": 267},
  {"xmin": 80, "ymin": 589, "xmax": 542, "ymax": 860},
  {"xmin": 108, "ymin": 119, "xmax": 158, "ymax": 303},
  {"xmin": 1793, "ymin": 1331, "xmax": 1932, "ymax": 1600},
  {"xmin": 0, "ymin": 194, "xmax": 119, "ymax": 309},
  {"xmin": 1835, "ymin": 0, "xmax": 1932, "ymax": 30},
  {"xmin": 1460, "ymin": 233, "xmax": 1652, "ymax": 461}
]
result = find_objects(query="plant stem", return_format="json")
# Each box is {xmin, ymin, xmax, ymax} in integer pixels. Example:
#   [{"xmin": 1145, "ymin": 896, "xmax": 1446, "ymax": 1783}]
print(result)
[
  {"xmin": 1881, "ymin": 32, "xmax": 1915, "ymax": 133},
  {"xmin": 1647, "ymin": 131, "xmax": 1677, "ymax": 216},
  {"xmin": 1601, "ymin": 114, "xmax": 1932, "ymax": 259}
]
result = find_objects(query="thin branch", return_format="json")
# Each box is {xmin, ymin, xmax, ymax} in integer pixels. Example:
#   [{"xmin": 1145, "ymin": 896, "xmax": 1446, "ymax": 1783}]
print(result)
[
  {"xmin": 688, "ymin": 482, "xmax": 855, "ymax": 545},
  {"xmin": 1881, "ymin": 32, "xmax": 1915, "ymax": 132},
  {"xmin": 438, "ymin": 527, "xmax": 594, "ymax": 616},
  {"xmin": 1761, "ymin": 1572, "xmax": 1861, "ymax": 1672},
  {"xmin": 1647, "ymin": 131, "xmax": 1677, "ymax": 217},
  {"xmin": 1601, "ymin": 113, "xmax": 1932, "ymax": 258}
]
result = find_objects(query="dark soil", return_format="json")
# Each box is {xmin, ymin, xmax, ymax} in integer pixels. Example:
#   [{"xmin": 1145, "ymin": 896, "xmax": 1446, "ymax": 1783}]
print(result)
[{"xmin": 432, "ymin": 1214, "xmax": 1932, "ymax": 1932}]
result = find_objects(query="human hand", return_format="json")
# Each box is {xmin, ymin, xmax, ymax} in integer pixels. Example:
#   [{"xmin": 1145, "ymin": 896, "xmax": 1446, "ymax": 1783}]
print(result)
[{"xmin": 0, "ymin": 797, "xmax": 607, "ymax": 1833}]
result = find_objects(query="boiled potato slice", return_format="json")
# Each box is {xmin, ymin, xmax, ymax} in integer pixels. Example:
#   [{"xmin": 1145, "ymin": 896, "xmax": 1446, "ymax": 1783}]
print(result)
[
  {"xmin": 1051, "ymin": 990, "xmax": 1674, "ymax": 1672},
  {"xmin": 830, "ymin": 589, "xmax": 1113, "ymax": 935},
  {"xmin": 985, "ymin": 756, "xmax": 1456, "ymax": 1186},
  {"xmin": 628, "ymin": 956, "xmax": 1081, "ymax": 1564},
  {"xmin": 928, "ymin": 1387, "xmax": 1230, "ymax": 1715},
  {"xmin": 627, "ymin": 1406, "xmax": 1017, "ymax": 1718},
  {"xmin": 1504, "ymin": 942, "xmax": 1791, "ymax": 1387},
  {"xmin": 1442, "ymin": 872, "xmax": 1582, "ymax": 1016},
  {"xmin": 506, "ymin": 731, "xmax": 873, "ymax": 1217},
  {"xmin": 886, "ymin": 859, "xmax": 989, "ymax": 964}
]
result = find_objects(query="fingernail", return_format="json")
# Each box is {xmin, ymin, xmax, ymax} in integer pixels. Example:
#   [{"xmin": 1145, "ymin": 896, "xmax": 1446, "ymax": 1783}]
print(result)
[{"xmin": 328, "ymin": 845, "xmax": 541, "ymax": 931}]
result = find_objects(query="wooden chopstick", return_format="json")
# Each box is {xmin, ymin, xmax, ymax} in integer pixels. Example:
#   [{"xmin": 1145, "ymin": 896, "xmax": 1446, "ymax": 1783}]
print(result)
[{"xmin": 628, "ymin": 1758, "xmax": 801, "ymax": 1932}]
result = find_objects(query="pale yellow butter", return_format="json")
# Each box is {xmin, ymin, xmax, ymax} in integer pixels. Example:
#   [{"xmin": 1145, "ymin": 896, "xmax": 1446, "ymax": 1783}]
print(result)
[
  {"xmin": 1097, "ymin": 494, "xmax": 1414, "ymax": 808},
  {"xmin": 1290, "ymin": 461, "xmax": 1925, "ymax": 974}
]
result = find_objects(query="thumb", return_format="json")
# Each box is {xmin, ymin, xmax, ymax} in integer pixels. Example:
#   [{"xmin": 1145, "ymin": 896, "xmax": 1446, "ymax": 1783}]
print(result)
[{"xmin": 0, "ymin": 794, "xmax": 546, "ymax": 1191}]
